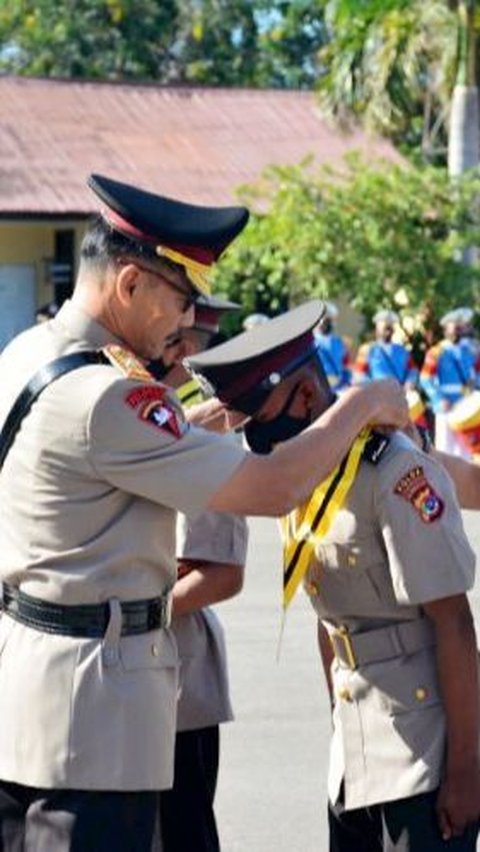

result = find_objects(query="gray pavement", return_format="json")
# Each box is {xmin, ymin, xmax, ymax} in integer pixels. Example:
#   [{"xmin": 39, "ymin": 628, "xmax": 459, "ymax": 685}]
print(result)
[{"xmin": 214, "ymin": 512, "xmax": 480, "ymax": 852}]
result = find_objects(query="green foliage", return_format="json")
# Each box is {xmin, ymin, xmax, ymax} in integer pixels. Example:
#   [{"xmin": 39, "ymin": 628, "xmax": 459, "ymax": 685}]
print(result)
[
  {"xmin": 317, "ymin": 0, "xmax": 459, "ymax": 161},
  {"xmin": 0, "ymin": 0, "xmax": 180, "ymax": 79},
  {"xmin": 213, "ymin": 154, "xmax": 480, "ymax": 334},
  {"xmin": 0, "ymin": 0, "xmax": 328, "ymax": 88}
]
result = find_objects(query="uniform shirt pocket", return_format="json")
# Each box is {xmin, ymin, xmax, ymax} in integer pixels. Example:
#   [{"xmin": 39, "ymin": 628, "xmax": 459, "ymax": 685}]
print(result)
[
  {"xmin": 373, "ymin": 651, "xmax": 442, "ymax": 716},
  {"xmin": 119, "ymin": 629, "xmax": 178, "ymax": 672}
]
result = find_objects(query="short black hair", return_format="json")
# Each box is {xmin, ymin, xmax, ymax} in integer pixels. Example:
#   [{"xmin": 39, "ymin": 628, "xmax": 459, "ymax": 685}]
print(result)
[{"xmin": 79, "ymin": 215, "xmax": 184, "ymax": 280}]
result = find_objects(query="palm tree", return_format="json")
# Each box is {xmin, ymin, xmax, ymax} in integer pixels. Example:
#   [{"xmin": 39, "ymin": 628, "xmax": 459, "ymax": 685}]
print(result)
[
  {"xmin": 317, "ymin": 0, "xmax": 469, "ymax": 165},
  {"xmin": 448, "ymin": 1, "xmax": 478, "ymax": 177}
]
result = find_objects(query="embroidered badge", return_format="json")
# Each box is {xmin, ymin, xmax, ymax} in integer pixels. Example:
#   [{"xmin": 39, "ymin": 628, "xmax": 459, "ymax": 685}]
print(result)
[
  {"xmin": 103, "ymin": 344, "xmax": 153, "ymax": 382},
  {"xmin": 139, "ymin": 400, "xmax": 182, "ymax": 438},
  {"xmin": 394, "ymin": 465, "xmax": 444, "ymax": 524},
  {"xmin": 125, "ymin": 385, "xmax": 182, "ymax": 438},
  {"xmin": 125, "ymin": 386, "xmax": 165, "ymax": 409}
]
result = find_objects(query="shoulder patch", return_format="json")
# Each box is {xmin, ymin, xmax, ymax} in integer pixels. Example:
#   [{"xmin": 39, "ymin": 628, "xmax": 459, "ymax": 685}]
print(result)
[
  {"xmin": 103, "ymin": 344, "xmax": 154, "ymax": 382},
  {"xmin": 394, "ymin": 465, "xmax": 444, "ymax": 524},
  {"xmin": 362, "ymin": 431, "xmax": 390, "ymax": 465},
  {"xmin": 125, "ymin": 385, "xmax": 182, "ymax": 439}
]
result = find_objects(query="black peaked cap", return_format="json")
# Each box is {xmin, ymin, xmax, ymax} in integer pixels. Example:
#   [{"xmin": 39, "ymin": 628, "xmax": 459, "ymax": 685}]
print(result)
[{"xmin": 88, "ymin": 174, "xmax": 249, "ymax": 253}]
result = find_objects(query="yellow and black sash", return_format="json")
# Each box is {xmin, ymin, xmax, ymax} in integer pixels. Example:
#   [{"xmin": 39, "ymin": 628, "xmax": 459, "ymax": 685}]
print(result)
[
  {"xmin": 177, "ymin": 377, "xmax": 206, "ymax": 408},
  {"xmin": 280, "ymin": 428, "xmax": 371, "ymax": 609}
]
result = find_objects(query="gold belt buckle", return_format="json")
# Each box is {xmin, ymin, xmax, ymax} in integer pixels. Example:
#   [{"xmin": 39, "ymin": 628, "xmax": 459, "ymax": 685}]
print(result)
[{"xmin": 330, "ymin": 625, "xmax": 357, "ymax": 670}]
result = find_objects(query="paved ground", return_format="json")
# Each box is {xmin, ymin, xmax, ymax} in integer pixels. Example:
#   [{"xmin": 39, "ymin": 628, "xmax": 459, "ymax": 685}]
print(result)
[{"xmin": 214, "ymin": 512, "xmax": 480, "ymax": 852}]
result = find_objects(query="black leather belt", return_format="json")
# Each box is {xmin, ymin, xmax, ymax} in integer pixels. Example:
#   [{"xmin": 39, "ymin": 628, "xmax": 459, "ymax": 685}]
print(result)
[{"xmin": 2, "ymin": 584, "xmax": 171, "ymax": 638}]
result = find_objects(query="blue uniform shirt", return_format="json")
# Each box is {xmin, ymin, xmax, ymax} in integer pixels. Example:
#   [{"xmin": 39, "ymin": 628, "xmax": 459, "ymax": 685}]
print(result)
[
  {"xmin": 420, "ymin": 340, "xmax": 479, "ymax": 412},
  {"xmin": 354, "ymin": 341, "xmax": 418, "ymax": 385},
  {"xmin": 314, "ymin": 333, "xmax": 351, "ymax": 391}
]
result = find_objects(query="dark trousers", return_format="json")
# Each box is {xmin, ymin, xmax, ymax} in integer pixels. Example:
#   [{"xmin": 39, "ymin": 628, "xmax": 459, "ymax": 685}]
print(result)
[
  {"xmin": 329, "ymin": 789, "xmax": 479, "ymax": 852},
  {"xmin": 0, "ymin": 780, "xmax": 159, "ymax": 852},
  {"xmin": 159, "ymin": 725, "xmax": 220, "ymax": 852}
]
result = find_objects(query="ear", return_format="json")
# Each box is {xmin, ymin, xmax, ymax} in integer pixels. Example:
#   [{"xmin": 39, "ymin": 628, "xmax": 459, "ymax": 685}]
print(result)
[
  {"xmin": 296, "ymin": 377, "xmax": 316, "ymax": 415},
  {"xmin": 115, "ymin": 263, "xmax": 140, "ymax": 308}
]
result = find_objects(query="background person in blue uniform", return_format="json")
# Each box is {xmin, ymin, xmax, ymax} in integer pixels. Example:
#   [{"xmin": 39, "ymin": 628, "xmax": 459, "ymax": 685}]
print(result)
[
  {"xmin": 314, "ymin": 302, "xmax": 352, "ymax": 393},
  {"xmin": 420, "ymin": 309, "xmax": 480, "ymax": 457},
  {"xmin": 353, "ymin": 309, "xmax": 418, "ymax": 388}
]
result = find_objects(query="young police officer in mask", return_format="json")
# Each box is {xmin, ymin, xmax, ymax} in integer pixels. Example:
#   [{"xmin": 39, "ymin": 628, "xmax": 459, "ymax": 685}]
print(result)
[{"xmin": 187, "ymin": 300, "xmax": 480, "ymax": 852}]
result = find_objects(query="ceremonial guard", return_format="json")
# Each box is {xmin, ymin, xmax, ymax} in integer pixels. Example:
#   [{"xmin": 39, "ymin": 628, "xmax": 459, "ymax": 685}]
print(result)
[
  {"xmin": 420, "ymin": 309, "xmax": 480, "ymax": 456},
  {"xmin": 187, "ymin": 301, "xmax": 480, "ymax": 852},
  {"xmin": 0, "ymin": 174, "xmax": 407, "ymax": 850},
  {"xmin": 353, "ymin": 309, "xmax": 418, "ymax": 387},
  {"xmin": 314, "ymin": 301, "xmax": 352, "ymax": 392}
]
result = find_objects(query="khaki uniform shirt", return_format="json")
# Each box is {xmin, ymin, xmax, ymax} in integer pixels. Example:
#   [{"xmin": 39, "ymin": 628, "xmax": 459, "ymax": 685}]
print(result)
[
  {"xmin": 0, "ymin": 301, "xmax": 246, "ymax": 791},
  {"xmin": 173, "ymin": 509, "xmax": 248, "ymax": 732},
  {"xmin": 304, "ymin": 432, "xmax": 476, "ymax": 810}
]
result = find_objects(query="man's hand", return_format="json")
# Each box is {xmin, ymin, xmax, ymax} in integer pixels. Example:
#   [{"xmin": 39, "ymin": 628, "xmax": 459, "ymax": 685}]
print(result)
[
  {"xmin": 351, "ymin": 379, "xmax": 409, "ymax": 429},
  {"xmin": 437, "ymin": 763, "xmax": 480, "ymax": 840}
]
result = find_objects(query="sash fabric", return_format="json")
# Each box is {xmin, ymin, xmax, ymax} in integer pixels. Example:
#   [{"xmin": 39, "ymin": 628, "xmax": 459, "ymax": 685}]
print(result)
[{"xmin": 280, "ymin": 429, "xmax": 371, "ymax": 609}]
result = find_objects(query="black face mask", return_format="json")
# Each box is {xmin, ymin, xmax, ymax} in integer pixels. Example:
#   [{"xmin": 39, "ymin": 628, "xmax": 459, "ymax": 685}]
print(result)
[
  {"xmin": 244, "ymin": 383, "xmax": 311, "ymax": 455},
  {"xmin": 147, "ymin": 359, "xmax": 170, "ymax": 381}
]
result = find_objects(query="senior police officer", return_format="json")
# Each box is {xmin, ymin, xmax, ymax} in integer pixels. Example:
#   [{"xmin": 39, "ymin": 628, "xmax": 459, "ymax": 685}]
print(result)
[
  {"xmin": 187, "ymin": 300, "xmax": 480, "ymax": 852},
  {"xmin": 158, "ymin": 294, "xmax": 248, "ymax": 852},
  {"xmin": 0, "ymin": 174, "xmax": 408, "ymax": 851}
]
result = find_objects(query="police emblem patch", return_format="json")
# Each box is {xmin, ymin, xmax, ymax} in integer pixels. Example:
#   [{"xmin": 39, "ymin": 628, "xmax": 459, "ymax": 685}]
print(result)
[
  {"xmin": 139, "ymin": 400, "xmax": 182, "ymax": 438},
  {"xmin": 394, "ymin": 465, "xmax": 444, "ymax": 524},
  {"xmin": 125, "ymin": 386, "xmax": 182, "ymax": 438}
]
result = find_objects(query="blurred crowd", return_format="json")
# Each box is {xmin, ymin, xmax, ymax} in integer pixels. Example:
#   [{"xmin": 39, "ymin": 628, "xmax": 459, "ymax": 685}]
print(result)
[{"xmin": 309, "ymin": 303, "xmax": 480, "ymax": 460}]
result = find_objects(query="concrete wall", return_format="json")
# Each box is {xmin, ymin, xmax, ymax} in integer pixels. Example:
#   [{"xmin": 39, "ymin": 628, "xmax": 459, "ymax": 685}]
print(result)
[{"xmin": 0, "ymin": 220, "xmax": 87, "ymax": 308}]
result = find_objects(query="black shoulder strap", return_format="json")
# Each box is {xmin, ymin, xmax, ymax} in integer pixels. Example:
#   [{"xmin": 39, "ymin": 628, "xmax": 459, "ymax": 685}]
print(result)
[
  {"xmin": 0, "ymin": 351, "xmax": 109, "ymax": 470},
  {"xmin": 362, "ymin": 430, "xmax": 391, "ymax": 465}
]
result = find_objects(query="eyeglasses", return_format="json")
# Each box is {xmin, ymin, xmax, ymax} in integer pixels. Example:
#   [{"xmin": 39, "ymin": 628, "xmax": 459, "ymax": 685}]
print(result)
[{"xmin": 132, "ymin": 261, "xmax": 198, "ymax": 313}]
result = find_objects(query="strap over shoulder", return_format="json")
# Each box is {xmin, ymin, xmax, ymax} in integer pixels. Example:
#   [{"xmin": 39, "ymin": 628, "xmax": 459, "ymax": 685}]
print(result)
[{"xmin": 0, "ymin": 350, "xmax": 109, "ymax": 470}]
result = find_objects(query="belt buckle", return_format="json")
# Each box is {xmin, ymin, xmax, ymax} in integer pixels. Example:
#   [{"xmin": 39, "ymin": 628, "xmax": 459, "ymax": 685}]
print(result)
[{"xmin": 330, "ymin": 625, "xmax": 357, "ymax": 670}]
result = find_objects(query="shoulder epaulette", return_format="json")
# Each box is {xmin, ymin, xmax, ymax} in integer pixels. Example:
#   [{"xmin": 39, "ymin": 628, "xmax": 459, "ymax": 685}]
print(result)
[
  {"xmin": 102, "ymin": 344, "xmax": 154, "ymax": 382},
  {"xmin": 362, "ymin": 430, "xmax": 391, "ymax": 465}
]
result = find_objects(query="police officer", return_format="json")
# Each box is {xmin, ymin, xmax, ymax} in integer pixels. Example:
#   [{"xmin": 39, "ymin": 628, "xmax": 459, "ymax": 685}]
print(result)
[
  {"xmin": 159, "ymin": 295, "xmax": 248, "ymax": 852},
  {"xmin": 354, "ymin": 309, "xmax": 418, "ymax": 388},
  {"xmin": 158, "ymin": 294, "xmax": 240, "ymax": 407},
  {"xmin": 314, "ymin": 301, "xmax": 352, "ymax": 393},
  {"xmin": 187, "ymin": 301, "xmax": 480, "ymax": 852},
  {"xmin": 420, "ymin": 308, "xmax": 480, "ymax": 457},
  {"xmin": 0, "ymin": 176, "xmax": 408, "ymax": 851}
]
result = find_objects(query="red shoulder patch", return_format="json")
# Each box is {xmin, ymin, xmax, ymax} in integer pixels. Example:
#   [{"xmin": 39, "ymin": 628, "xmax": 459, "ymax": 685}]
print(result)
[
  {"xmin": 125, "ymin": 385, "xmax": 182, "ymax": 439},
  {"xmin": 394, "ymin": 465, "xmax": 444, "ymax": 524}
]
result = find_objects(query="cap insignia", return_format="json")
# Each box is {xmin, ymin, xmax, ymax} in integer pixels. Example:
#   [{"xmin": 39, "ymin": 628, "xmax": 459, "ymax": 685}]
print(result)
[{"xmin": 394, "ymin": 465, "xmax": 444, "ymax": 523}]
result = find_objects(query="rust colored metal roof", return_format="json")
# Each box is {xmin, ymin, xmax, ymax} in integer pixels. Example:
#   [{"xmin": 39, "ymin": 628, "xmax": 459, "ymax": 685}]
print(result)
[{"xmin": 0, "ymin": 76, "xmax": 400, "ymax": 215}]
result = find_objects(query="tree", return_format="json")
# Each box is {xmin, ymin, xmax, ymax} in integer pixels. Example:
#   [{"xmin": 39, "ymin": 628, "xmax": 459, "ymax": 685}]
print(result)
[
  {"xmin": 213, "ymin": 154, "xmax": 480, "ymax": 337},
  {"xmin": 0, "ymin": 0, "xmax": 328, "ymax": 88},
  {"xmin": 0, "ymin": 0, "xmax": 180, "ymax": 80},
  {"xmin": 316, "ymin": 0, "xmax": 461, "ymax": 162}
]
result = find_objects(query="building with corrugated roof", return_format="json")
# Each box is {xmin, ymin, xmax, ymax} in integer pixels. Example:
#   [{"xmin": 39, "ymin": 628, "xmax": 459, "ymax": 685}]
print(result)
[{"xmin": 0, "ymin": 75, "xmax": 399, "ymax": 348}]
